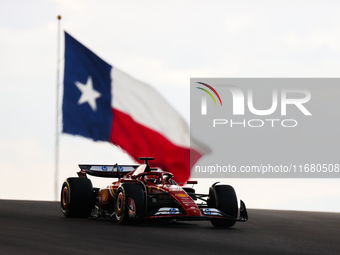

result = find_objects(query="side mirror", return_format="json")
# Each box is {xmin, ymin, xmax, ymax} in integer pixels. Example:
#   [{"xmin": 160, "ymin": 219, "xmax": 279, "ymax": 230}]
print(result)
[{"xmin": 186, "ymin": 180, "xmax": 198, "ymax": 185}]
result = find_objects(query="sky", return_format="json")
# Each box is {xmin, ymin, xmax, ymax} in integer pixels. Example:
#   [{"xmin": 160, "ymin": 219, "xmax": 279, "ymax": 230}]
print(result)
[{"xmin": 0, "ymin": 0, "xmax": 340, "ymax": 212}]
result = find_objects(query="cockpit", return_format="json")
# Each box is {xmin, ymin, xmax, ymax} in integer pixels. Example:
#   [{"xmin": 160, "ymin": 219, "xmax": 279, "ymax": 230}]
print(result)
[{"xmin": 132, "ymin": 164, "xmax": 176, "ymax": 185}]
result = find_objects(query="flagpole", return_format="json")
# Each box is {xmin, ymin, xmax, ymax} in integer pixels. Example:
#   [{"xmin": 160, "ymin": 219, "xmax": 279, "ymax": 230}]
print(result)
[{"xmin": 55, "ymin": 15, "xmax": 62, "ymax": 201}]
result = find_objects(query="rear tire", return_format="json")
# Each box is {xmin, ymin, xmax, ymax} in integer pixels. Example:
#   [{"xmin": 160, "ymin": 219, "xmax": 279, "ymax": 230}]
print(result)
[
  {"xmin": 209, "ymin": 185, "xmax": 238, "ymax": 228},
  {"xmin": 61, "ymin": 178, "xmax": 94, "ymax": 218},
  {"xmin": 115, "ymin": 183, "xmax": 146, "ymax": 224}
]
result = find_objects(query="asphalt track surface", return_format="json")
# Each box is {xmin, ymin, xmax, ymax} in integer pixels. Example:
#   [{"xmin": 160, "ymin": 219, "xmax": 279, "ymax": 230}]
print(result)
[{"xmin": 0, "ymin": 200, "xmax": 339, "ymax": 255}]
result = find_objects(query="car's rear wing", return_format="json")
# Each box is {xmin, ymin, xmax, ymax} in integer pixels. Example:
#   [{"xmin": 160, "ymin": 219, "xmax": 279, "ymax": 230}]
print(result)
[{"xmin": 78, "ymin": 164, "xmax": 139, "ymax": 178}]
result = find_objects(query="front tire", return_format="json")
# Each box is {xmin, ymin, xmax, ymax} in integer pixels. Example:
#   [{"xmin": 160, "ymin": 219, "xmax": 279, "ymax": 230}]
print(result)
[
  {"xmin": 61, "ymin": 177, "xmax": 94, "ymax": 218},
  {"xmin": 115, "ymin": 183, "xmax": 146, "ymax": 224},
  {"xmin": 209, "ymin": 185, "xmax": 238, "ymax": 228}
]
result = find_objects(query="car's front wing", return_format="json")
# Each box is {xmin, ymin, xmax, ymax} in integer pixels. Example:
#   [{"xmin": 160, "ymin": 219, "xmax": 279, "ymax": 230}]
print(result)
[{"xmin": 144, "ymin": 200, "xmax": 248, "ymax": 222}]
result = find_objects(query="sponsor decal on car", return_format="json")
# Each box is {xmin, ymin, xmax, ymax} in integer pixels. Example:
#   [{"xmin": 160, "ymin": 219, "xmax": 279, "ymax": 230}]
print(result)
[
  {"xmin": 169, "ymin": 186, "xmax": 182, "ymax": 191},
  {"xmin": 102, "ymin": 189, "xmax": 108, "ymax": 204},
  {"xmin": 154, "ymin": 207, "xmax": 180, "ymax": 215},
  {"xmin": 169, "ymin": 208, "xmax": 177, "ymax": 214},
  {"xmin": 128, "ymin": 198, "xmax": 136, "ymax": 216},
  {"xmin": 109, "ymin": 185, "xmax": 116, "ymax": 197},
  {"xmin": 90, "ymin": 165, "xmax": 113, "ymax": 172},
  {"xmin": 202, "ymin": 208, "xmax": 222, "ymax": 216}
]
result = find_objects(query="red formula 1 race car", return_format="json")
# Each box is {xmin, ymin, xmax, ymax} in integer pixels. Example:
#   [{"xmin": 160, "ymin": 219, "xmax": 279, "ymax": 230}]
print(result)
[{"xmin": 61, "ymin": 157, "xmax": 248, "ymax": 228}]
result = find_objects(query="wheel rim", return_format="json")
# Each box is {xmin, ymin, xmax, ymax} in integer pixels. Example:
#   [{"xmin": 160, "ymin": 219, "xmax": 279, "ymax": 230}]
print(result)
[
  {"xmin": 116, "ymin": 192, "xmax": 124, "ymax": 216},
  {"xmin": 62, "ymin": 186, "xmax": 69, "ymax": 209}
]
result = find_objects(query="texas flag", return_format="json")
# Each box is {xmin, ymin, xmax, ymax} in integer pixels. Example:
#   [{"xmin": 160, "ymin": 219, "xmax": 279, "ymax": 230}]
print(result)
[{"xmin": 62, "ymin": 32, "xmax": 206, "ymax": 182}]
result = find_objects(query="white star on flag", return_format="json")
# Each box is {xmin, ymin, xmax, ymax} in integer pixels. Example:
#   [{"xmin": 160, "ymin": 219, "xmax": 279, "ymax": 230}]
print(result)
[{"xmin": 75, "ymin": 76, "xmax": 101, "ymax": 111}]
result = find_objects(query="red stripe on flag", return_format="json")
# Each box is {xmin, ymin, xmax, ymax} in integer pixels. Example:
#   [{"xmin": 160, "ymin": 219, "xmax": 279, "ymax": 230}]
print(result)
[{"xmin": 110, "ymin": 108, "xmax": 202, "ymax": 183}]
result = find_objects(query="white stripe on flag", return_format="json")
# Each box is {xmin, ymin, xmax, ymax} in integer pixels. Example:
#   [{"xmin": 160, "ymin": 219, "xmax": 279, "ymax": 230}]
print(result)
[{"xmin": 111, "ymin": 67, "xmax": 190, "ymax": 148}]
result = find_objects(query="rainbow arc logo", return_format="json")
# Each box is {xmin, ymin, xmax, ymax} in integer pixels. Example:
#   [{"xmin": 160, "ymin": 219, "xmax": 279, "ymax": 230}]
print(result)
[{"xmin": 196, "ymin": 82, "xmax": 222, "ymax": 106}]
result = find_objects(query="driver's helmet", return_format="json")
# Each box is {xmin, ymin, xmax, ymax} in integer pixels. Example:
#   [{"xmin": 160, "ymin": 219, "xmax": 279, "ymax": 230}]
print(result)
[
  {"xmin": 145, "ymin": 175, "xmax": 159, "ymax": 184},
  {"xmin": 163, "ymin": 175, "xmax": 175, "ymax": 185},
  {"xmin": 163, "ymin": 175, "xmax": 172, "ymax": 184}
]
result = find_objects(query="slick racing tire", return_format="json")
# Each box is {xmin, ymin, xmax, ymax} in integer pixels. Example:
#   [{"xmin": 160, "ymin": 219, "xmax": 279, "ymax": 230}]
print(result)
[
  {"xmin": 61, "ymin": 177, "xmax": 94, "ymax": 218},
  {"xmin": 115, "ymin": 183, "xmax": 146, "ymax": 224},
  {"xmin": 209, "ymin": 185, "xmax": 238, "ymax": 228}
]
